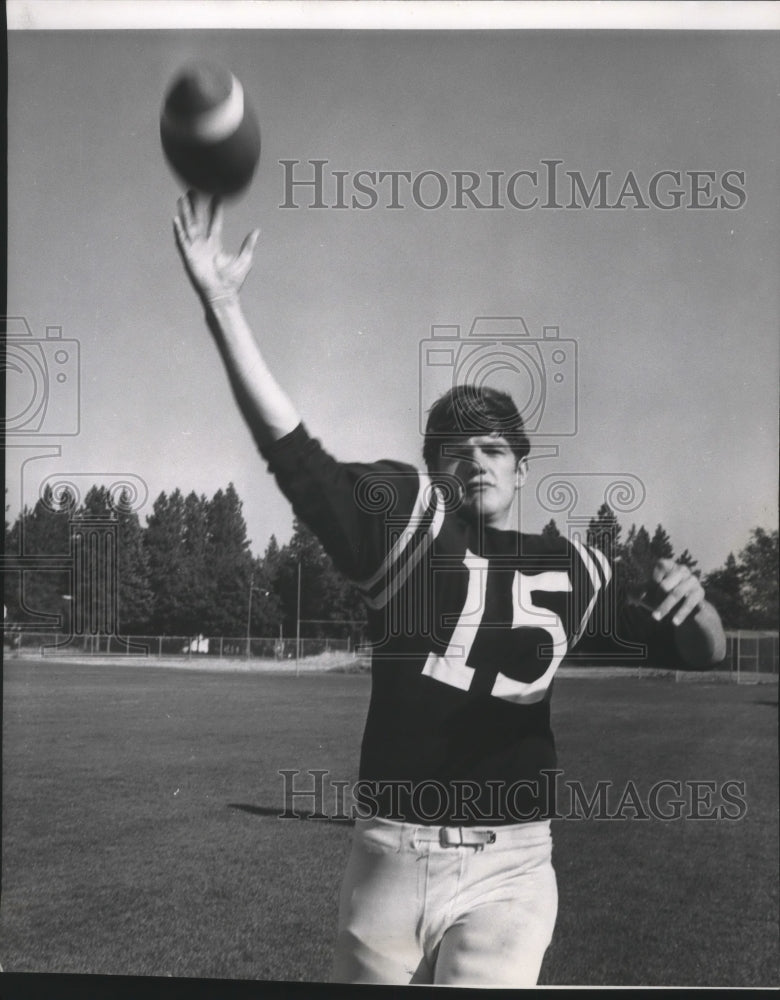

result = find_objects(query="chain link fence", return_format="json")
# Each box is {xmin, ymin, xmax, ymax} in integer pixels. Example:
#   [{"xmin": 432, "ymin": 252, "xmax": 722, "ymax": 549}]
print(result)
[
  {"xmin": 3, "ymin": 631, "xmax": 355, "ymax": 661},
  {"xmin": 724, "ymin": 630, "xmax": 779, "ymax": 681},
  {"xmin": 4, "ymin": 628, "xmax": 777, "ymax": 678}
]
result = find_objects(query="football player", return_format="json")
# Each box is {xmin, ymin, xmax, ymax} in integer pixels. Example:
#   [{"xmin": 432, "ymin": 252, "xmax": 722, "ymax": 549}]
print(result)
[{"xmin": 173, "ymin": 192, "xmax": 726, "ymax": 987}]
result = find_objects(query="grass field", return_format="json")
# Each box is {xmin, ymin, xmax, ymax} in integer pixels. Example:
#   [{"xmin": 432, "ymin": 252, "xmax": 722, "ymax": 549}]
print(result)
[{"xmin": 1, "ymin": 659, "xmax": 777, "ymax": 989}]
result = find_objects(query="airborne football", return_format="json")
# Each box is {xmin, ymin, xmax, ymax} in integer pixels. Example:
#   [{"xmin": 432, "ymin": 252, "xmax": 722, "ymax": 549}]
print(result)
[{"xmin": 160, "ymin": 62, "xmax": 261, "ymax": 197}]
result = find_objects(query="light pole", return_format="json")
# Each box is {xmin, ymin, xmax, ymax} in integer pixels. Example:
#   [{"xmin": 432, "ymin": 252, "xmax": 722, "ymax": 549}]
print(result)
[
  {"xmin": 246, "ymin": 574, "xmax": 255, "ymax": 658},
  {"xmin": 246, "ymin": 573, "xmax": 269, "ymax": 659},
  {"xmin": 295, "ymin": 560, "xmax": 302, "ymax": 675}
]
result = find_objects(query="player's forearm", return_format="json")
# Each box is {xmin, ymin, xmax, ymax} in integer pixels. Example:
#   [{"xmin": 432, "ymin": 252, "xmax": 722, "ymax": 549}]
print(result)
[
  {"xmin": 205, "ymin": 295, "xmax": 301, "ymax": 448},
  {"xmin": 672, "ymin": 600, "xmax": 727, "ymax": 669}
]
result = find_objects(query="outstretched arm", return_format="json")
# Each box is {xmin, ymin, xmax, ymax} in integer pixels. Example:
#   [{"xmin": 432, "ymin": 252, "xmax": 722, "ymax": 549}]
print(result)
[
  {"xmin": 173, "ymin": 191, "xmax": 300, "ymax": 449},
  {"xmin": 640, "ymin": 559, "xmax": 726, "ymax": 668}
]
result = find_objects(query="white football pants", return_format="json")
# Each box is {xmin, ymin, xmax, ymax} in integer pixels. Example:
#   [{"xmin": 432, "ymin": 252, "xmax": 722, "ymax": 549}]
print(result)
[{"xmin": 331, "ymin": 815, "xmax": 558, "ymax": 987}]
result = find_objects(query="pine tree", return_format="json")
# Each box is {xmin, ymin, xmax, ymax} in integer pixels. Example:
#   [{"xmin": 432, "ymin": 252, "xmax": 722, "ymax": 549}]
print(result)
[
  {"xmin": 676, "ymin": 548, "xmax": 700, "ymax": 578},
  {"xmin": 115, "ymin": 489, "xmax": 153, "ymax": 634},
  {"xmin": 703, "ymin": 553, "xmax": 745, "ymax": 629},
  {"xmin": 275, "ymin": 520, "xmax": 329, "ymax": 639},
  {"xmin": 248, "ymin": 553, "xmax": 284, "ymax": 638},
  {"xmin": 320, "ymin": 557, "xmax": 368, "ymax": 641},
  {"xmin": 617, "ymin": 524, "xmax": 653, "ymax": 599},
  {"xmin": 144, "ymin": 490, "xmax": 187, "ymax": 634},
  {"xmin": 630, "ymin": 525, "xmax": 652, "ymax": 570},
  {"xmin": 586, "ymin": 503, "xmax": 621, "ymax": 562},
  {"xmin": 5, "ymin": 494, "xmax": 22, "ymax": 623},
  {"xmin": 273, "ymin": 519, "xmax": 367, "ymax": 643},
  {"xmin": 204, "ymin": 483, "xmax": 252, "ymax": 635},
  {"xmin": 14, "ymin": 485, "xmax": 74, "ymax": 628},
  {"xmin": 251, "ymin": 537, "xmax": 285, "ymax": 636},
  {"xmin": 263, "ymin": 534, "xmax": 281, "ymax": 580},
  {"xmin": 180, "ymin": 491, "xmax": 211, "ymax": 635},
  {"xmin": 72, "ymin": 485, "xmax": 118, "ymax": 635},
  {"xmin": 649, "ymin": 524, "xmax": 674, "ymax": 561},
  {"xmin": 676, "ymin": 548, "xmax": 698, "ymax": 570},
  {"xmin": 541, "ymin": 518, "xmax": 561, "ymax": 541},
  {"xmin": 738, "ymin": 528, "xmax": 779, "ymax": 628}
]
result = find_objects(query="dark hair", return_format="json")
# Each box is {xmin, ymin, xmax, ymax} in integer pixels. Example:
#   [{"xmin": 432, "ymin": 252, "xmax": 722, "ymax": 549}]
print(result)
[{"xmin": 422, "ymin": 385, "xmax": 530, "ymax": 468}]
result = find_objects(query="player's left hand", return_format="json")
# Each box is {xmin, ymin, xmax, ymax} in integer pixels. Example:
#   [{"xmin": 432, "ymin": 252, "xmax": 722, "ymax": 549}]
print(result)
[
  {"xmin": 645, "ymin": 559, "xmax": 706, "ymax": 627},
  {"xmin": 173, "ymin": 190, "xmax": 260, "ymax": 307}
]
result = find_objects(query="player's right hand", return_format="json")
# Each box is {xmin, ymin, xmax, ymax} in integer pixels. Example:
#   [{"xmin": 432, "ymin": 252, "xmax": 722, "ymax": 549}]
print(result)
[{"xmin": 173, "ymin": 191, "xmax": 260, "ymax": 308}]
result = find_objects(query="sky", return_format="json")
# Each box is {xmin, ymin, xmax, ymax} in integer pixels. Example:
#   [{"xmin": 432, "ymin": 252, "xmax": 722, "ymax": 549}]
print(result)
[{"xmin": 5, "ymin": 5, "xmax": 779, "ymax": 575}]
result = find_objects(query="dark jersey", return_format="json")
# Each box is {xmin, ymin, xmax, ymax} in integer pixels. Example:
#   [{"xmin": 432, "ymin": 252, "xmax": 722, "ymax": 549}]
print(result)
[{"xmin": 263, "ymin": 424, "xmax": 677, "ymax": 825}]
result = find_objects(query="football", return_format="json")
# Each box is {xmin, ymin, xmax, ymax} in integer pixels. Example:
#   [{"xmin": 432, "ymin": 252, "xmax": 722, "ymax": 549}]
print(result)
[{"xmin": 160, "ymin": 62, "xmax": 261, "ymax": 197}]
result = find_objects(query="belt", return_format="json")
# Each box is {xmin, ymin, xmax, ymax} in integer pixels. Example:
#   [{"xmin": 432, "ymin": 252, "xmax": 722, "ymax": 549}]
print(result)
[
  {"xmin": 357, "ymin": 816, "xmax": 551, "ymax": 852},
  {"xmin": 415, "ymin": 826, "xmax": 498, "ymax": 851}
]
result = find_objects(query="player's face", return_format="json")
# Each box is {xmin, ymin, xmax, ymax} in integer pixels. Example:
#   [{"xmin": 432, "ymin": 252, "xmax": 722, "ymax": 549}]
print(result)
[{"xmin": 431, "ymin": 434, "xmax": 527, "ymax": 529}]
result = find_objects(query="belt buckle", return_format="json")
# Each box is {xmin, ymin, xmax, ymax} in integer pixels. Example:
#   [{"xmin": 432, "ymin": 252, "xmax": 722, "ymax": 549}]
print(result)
[{"xmin": 439, "ymin": 827, "xmax": 497, "ymax": 851}]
